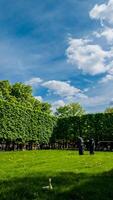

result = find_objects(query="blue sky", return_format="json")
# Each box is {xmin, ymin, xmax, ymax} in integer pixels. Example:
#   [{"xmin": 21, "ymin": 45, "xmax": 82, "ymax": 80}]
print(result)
[{"xmin": 0, "ymin": 0, "xmax": 113, "ymax": 112}]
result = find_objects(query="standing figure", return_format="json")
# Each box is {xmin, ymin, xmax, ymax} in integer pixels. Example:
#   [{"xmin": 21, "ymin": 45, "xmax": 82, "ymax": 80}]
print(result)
[
  {"xmin": 89, "ymin": 138, "xmax": 95, "ymax": 155},
  {"xmin": 77, "ymin": 137, "xmax": 84, "ymax": 155}
]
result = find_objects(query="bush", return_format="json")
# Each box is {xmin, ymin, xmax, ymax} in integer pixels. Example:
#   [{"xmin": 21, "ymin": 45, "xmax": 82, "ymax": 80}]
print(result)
[{"xmin": 0, "ymin": 100, "xmax": 56, "ymax": 148}]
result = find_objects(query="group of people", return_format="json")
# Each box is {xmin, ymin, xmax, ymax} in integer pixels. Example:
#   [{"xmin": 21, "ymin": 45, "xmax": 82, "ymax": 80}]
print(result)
[{"xmin": 78, "ymin": 137, "xmax": 95, "ymax": 155}]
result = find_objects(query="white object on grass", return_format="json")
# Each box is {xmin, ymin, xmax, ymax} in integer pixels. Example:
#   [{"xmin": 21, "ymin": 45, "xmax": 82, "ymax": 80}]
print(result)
[{"xmin": 42, "ymin": 178, "xmax": 53, "ymax": 190}]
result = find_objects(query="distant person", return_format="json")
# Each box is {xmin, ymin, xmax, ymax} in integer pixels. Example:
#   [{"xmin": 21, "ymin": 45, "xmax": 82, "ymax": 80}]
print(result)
[
  {"xmin": 89, "ymin": 138, "xmax": 95, "ymax": 155},
  {"xmin": 78, "ymin": 137, "xmax": 84, "ymax": 155}
]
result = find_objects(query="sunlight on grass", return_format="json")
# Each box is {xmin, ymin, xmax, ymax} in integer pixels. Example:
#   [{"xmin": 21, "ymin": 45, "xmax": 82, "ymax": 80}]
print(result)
[{"xmin": 0, "ymin": 150, "xmax": 113, "ymax": 200}]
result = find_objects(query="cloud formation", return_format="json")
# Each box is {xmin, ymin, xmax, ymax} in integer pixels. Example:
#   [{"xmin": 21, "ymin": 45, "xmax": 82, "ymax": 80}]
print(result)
[
  {"xmin": 42, "ymin": 80, "xmax": 80, "ymax": 97},
  {"xmin": 66, "ymin": 0, "xmax": 113, "ymax": 81},
  {"xmin": 66, "ymin": 37, "xmax": 113, "ymax": 75},
  {"xmin": 89, "ymin": 0, "xmax": 113, "ymax": 25},
  {"xmin": 94, "ymin": 27, "xmax": 113, "ymax": 44},
  {"xmin": 25, "ymin": 77, "xmax": 43, "ymax": 86},
  {"xmin": 26, "ymin": 77, "xmax": 82, "ymax": 98},
  {"xmin": 52, "ymin": 100, "xmax": 65, "ymax": 112},
  {"xmin": 34, "ymin": 96, "xmax": 43, "ymax": 101}
]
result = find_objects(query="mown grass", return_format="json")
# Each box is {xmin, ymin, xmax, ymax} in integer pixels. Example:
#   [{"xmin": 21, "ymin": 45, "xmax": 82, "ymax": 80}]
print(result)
[{"xmin": 0, "ymin": 150, "xmax": 113, "ymax": 200}]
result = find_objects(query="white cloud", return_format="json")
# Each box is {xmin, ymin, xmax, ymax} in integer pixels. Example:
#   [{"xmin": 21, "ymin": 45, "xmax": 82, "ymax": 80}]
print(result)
[
  {"xmin": 66, "ymin": 37, "xmax": 112, "ymax": 75},
  {"xmin": 100, "ymin": 74, "xmax": 113, "ymax": 83},
  {"xmin": 34, "ymin": 96, "xmax": 43, "ymax": 101},
  {"xmin": 99, "ymin": 60, "xmax": 113, "ymax": 83},
  {"xmin": 42, "ymin": 80, "xmax": 80, "ymax": 97},
  {"xmin": 52, "ymin": 100, "xmax": 65, "ymax": 112},
  {"xmin": 94, "ymin": 27, "xmax": 113, "ymax": 44},
  {"xmin": 82, "ymin": 96, "xmax": 106, "ymax": 107},
  {"xmin": 25, "ymin": 77, "xmax": 43, "ymax": 86},
  {"xmin": 25, "ymin": 77, "xmax": 82, "ymax": 98},
  {"xmin": 89, "ymin": 0, "xmax": 113, "ymax": 25}
]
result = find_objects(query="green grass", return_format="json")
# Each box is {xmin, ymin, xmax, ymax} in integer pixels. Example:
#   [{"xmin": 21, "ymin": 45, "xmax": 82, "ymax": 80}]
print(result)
[{"xmin": 0, "ymin": 150, "xmax": 113, "ymax": 200}]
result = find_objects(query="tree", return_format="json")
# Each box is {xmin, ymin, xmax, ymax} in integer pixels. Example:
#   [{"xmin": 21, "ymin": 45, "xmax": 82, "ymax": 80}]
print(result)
[
  {"xmin": 55, "ymin": 103, "xmax": 85, "ymax": 117},
  {"xmin": 0, "ymin": 80, "xmax": 12, "ymax": 100},
  {"xmin": 105, "ymin": 107, "xmax": 113, "ymax": 113},
  {"xmin": 11, "ymin": 82, "xmax": 33, "ymax": 101}
]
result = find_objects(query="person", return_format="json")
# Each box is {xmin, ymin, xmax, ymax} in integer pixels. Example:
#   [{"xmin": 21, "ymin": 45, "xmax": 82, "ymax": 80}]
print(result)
[
  {"xmin": 77, "ymin": 137, "xmax": 84, "ymax": 155},
  {"xmin": 89, "ymin": 138, "xmax": 95, "ymax": 155}
]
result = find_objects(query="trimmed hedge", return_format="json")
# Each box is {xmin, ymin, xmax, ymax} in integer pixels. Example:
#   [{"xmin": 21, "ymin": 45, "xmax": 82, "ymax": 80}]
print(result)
[
  {"xmin": 53, "ymin": 113, "xmax": 113, "ymax": 142},
  {"xmin": 0, "ymin": 100, "xmax": 56, "ymax": 146},
  {"xmin": 1, "ymin": 100, "xmax": 113, "ymax": 151}
]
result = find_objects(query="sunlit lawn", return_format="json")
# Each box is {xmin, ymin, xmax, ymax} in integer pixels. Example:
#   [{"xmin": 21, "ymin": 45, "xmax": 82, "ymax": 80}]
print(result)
[{"xmin": 0, "ymin": 150, "xmax": 113, "ymax": 200}]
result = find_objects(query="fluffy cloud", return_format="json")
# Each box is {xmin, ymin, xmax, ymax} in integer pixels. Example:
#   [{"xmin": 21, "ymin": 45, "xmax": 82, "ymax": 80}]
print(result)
[
  {"xmin": 25, "ymin": 78, "xmax": 81, "ymax": 98},
  {"xmin": 100, "ymin": 74, "xmax": 113, "ymax": 83},
  {"xmin": 52, "ymin": 100, "xmax": 65, "ymax": 112},
  {"xmin": 89, "ymin": 0, "xmax": 113, "ymax": 25},
  {"xmin": 66, "ymin": 38, "xmax": 112, "ymax": 75},
  {"xmin": 34, "ymin": 96, "xmax": 43, "ymax": 101},
  {"xmin": 90, "ymin": 1, "xmax": 113, "ymax": 45},
  {"xmin": 82, "ymin": 96, "xmax": 106, "ymax": 107},
  {"xmin": 25, "ymin": 77, "xmax": 43, "ymax": 86},
  {"xmin": 94, "ymin": 27, "xmax": 113, "ymax": 44},
  {"xmin": 42, "ymin": 80, "xmax": 80, "ymax": 97}
]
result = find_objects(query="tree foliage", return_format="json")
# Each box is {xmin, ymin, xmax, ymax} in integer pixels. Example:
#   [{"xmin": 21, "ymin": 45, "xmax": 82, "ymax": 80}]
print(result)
[
  {"xmin": 0, "ymin": 80, "xmax": 54, "ymax": 147},
  {"xmin": 52, "ymin": 113, "xmax": 113, "ymax": 143},
  {"xmin": 0, "ymin": 100, "xmax": 56, "ymax": 145},
  {"xmin": 1, "ymin": 80, "xmax": 113, "ymax": 150},
  {"xmin": 56, "ymin": 103, "xmax": 85, "ymax": 117},
  {"xmin": 105, "ymin": 107, "xmax": 113, "ymax": 113}
]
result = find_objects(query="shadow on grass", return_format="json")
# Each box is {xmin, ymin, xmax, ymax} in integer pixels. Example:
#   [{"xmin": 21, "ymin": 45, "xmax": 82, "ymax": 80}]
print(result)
[{"xmin": 0, "ymin": 170, "xmax": 113, "ymax": 200}]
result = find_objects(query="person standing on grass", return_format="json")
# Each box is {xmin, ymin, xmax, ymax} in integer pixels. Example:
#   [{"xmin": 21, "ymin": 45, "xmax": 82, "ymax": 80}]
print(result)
[
  {"xmin": 89, "ymin": 138, "xmax": 95, "ymax": 155},
  {"xmin": 78, "ymin": 137, "xmax": 84, "ymax": 155}
]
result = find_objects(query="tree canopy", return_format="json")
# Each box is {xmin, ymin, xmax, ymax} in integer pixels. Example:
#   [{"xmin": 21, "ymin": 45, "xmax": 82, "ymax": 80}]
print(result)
[
  {"xmin": 105, "ymin": 107, "xmax": 113, "ymax": 113},
  {"xmin": 55, "ymin": 103, "xmax": 85, "ymax": 117},
  {"xmin": 0, "ymin": 80, "xmax": 52, "ymax": 113}
]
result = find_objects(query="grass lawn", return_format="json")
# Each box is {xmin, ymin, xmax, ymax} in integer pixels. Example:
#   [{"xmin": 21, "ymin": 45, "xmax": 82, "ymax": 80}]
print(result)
[{"xmin": 0, "ymin": 150, "xmax": 113, "ymax": 200}]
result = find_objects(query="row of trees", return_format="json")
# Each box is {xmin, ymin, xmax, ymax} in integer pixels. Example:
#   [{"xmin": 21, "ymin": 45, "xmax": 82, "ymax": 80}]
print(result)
[
  {"xmin": 0, "ymin": 100, "xmax": 56, "ymax": 150},
  {"xmin": 0, "ymin": 80, "xmax": 55, "ymax": 150},
  {"xmin": 1, "ymin": 80, "xmax": 113, "ymax": 151},
  {"xmin": 52, "ymin": 113, "xmax": 113, "ymax": 143},
  {"xmin": 0, "ymin": 80, "xmax": 51, "ymax": 113},
  {"xmin": 1, "ymin": 80, "xmax": 112, "ymax": 117}
]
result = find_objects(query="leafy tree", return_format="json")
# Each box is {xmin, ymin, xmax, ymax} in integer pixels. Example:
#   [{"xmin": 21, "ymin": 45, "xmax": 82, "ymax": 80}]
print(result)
[
  {"xmin": 0, "ymin": 80, "xmax": 12, "ymax": 100},
  {"xmin": 56, "ymin": 103, "xmax": 85, "ymax": 117},
  {"xmin": 32, "ymin": 100, "xmax": 51, "ymax": 113},
  {"xmin": 11, "ymin": 82, "xmax": 52, "ymax": 113},
  {"xmin": 11, "ymin": 82, "xmax": 32, "ymax": 101},
  {"xmin": 105, "ymin": 107, "xmax": 113, "ymax": 113},
  {"xmin": 41, "ymin": 102, "xmax": 52, "ymax": 114}
]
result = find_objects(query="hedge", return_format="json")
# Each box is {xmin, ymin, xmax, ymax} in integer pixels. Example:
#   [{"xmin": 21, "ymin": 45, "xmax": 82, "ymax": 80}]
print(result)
[
  {"xmin": 0, "ymin": 100, "xmax": 56, "ymax": 147},
  {"xmin": 1, "ymin": 100, "xmax": 113, "ymax": 150},
  {"xmin": 53, "ymin": 113, "xmax": 113, "ymax": 142}
]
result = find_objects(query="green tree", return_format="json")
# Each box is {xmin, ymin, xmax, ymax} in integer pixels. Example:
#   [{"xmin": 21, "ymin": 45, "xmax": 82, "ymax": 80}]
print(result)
[
  {"xmin": 105, "ymin": 107, "xmax": 113, "ymax": 113},
  {"xmin": 11, "ymin": 82, "xmax": 32, "ymax": 101},
  {"xmin": 0, "ymin": 80, "xmax": 12, "ymax": 100},
  {"xmin": 56, "ymin": 103, "xmax": 85, "ymax": 117},
  {"xmin": 32, "ymin": 100, "xmax": 51, "ymax": 113}
]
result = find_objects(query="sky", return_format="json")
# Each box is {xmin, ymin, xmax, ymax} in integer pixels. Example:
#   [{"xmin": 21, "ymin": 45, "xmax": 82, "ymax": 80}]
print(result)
[{"xmin": 0, "ymin": 0, "xmax": 113, "ymax": 113}]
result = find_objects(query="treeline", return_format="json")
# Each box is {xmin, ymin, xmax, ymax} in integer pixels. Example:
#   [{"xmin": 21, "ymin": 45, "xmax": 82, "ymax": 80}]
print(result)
[
  {"xmin": 0, "ymin": 100, "xmax": 56, "ymax": 150},
  {"xmin": 52, "ymin": 114, "xmax": 113, "ymax": 145},
  {"xmin": 1, "ymin": 80, "xmax": 113, "ymax": 151},
  {"xmin": 0, "ymin": 80, "xmax": 55, "ymax": 150}
]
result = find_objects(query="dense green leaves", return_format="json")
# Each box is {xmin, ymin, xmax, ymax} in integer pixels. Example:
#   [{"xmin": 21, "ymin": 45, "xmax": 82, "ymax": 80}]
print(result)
[
  {"xmin": 0, "ymin": 80, "xmax": 12, "ymax": 100},
  {"xmin": 0, "ymin": 80, "xmax": 54, "ymax": 146},
  {"xmin": 53, "ymin": 113, "xmax": 113, "ymax": 142},
  {"xmin": 105, "ymin": 107, "xmax": 113, "ymax": 113},
  {"xmin": 56, "ymin": 103, "xmax": 85, "ymax": 117},
  {"xmin": 1, "ymin": 80, "xmax": 113, "ymax": 148},
  {"xmin": 0, "ymin": 100, "xmax": 55, "ymax": 145}
]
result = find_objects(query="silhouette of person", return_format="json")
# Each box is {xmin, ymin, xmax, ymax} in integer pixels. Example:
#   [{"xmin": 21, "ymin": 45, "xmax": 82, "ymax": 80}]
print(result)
[
  {"xmin": 89, "ymin": 138, "xmax": 95, "ymax": 155},
  {"xmin": 78, "ymin": 137, "xmax": 84, "ymax": 155}
]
